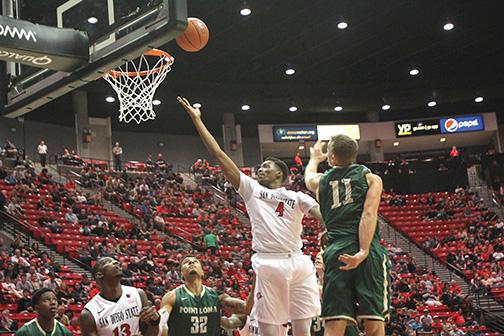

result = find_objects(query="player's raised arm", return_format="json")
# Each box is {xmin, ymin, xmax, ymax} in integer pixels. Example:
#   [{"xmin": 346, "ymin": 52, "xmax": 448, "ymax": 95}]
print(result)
[
  {"xmin": 339, "ymin": 173, "xmax": 383, "ymax": 270},
  {"xmin": 178, "ymin": 96, "xmax": 241, "ymax": 189},
  {"xmin": 305, "ymin": 140, "xmax": 327, "ymax": 195},
  {"xmin": 158, "ymin": 291, "xmax": 176, "ymax": 336},
  {"xmin": 79, "ymin": 309, "xmax": 99, "ymax": 336}
]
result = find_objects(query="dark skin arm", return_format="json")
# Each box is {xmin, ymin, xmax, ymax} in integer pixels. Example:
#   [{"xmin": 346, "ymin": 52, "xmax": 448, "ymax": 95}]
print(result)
[
  {"xmin": 138, "ymin": 288, "xmax": 160, "ymax": 336},
  {"xmin": 79, "ymin": 308, "xmax": 99, "ymax": 336}
]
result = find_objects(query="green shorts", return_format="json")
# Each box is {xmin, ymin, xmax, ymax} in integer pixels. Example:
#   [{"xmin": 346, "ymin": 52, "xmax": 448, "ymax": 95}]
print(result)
[{"xmin": 321, "ymin": 242, "xmax": 391, "ymax": 324}]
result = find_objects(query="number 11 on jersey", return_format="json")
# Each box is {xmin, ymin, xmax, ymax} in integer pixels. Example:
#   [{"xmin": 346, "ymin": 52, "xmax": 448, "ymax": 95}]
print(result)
[{"xmin": 329, "ymin": 179, "xmax": 353, "ymax": 209}]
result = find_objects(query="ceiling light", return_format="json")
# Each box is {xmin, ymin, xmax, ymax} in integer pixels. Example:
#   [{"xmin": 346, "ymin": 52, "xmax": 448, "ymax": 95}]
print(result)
[
  {"xmin": 337, "ymin": 22, "xmax": 348, "ymax": 30},
  {"xmin": 105, "ymin": 96, "xmax": 115, "ymax": 103},
  {"xmin": 443, "ymin": 23, "xmax": 454, "ymax": 31},
  {"xmin": 240, "ymin": 8, "xmax": 251, "ymax": 16},
  {"xmin": 299, "ymin": 145, "xmax": 305, "ymax": 150},
  {"xmin": 382, "ymin": 104, "xmax": 391, "ymax": 111},
  {"xmin": 409, "ymin": 68, "xmax": 419, "ymax": 76},
  {"xmin": 428, "ymin": 101, "xmax": 437, "ymax": 107},
  {"xmin": 289, "ymin": 106, "xmax": 298, "ymax": 112},
  {"xmin": 474, "ymin": 96, "xmax": 484, "ymax": 103},
  {"xmin": 87, "ymin": 17, "xmax": 98, "ymax": 24},
  {"xmin": 241, "ymin": 104, "xmax": 250, "ymax": 111},
  {"xmin": 440, "ymin": 137, "xmax": 446, "ymax": 142},
  {"xmin": 285, "ymin": 68, "xmax": 295, "ymax": 75},
  {"xmin": 152, "ymin": 99, "xmax": 161, "ymax": 106},
  {"xmin": 193, "ymin": 103, "xmax": 202, "ymax": 108},
  {"xmin": 334, "ymin": 105, "xmax": 343, "ymax": 112},
  {"xmin": 393, "ymin": 142, "xmax": 399, "ymax": 147}
]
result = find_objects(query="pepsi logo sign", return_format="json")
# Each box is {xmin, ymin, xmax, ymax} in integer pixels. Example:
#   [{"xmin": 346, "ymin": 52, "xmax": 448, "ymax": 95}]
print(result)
[{"xmin": 440, "ymin": 115, "xmax": 484, "ymax": 134}]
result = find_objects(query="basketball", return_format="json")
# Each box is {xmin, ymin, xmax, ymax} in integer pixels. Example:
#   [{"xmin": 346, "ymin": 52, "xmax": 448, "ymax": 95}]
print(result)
[{"xmin": 176, "ymin": 17, "xmax": 210, "ymax": 52}]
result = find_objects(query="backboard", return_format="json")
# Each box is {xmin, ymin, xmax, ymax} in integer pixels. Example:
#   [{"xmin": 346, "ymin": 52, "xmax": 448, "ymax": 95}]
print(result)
[{"xmin": 1, "ymin": 0, "xmax": 187, "ymax": 118}]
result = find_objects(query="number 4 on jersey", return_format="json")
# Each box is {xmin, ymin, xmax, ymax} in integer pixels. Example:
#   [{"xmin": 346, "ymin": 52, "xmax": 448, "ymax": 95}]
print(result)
[
  {"xmin": 329, "ymin": 179, "xmax": 353, "ymax": 209},
  {"xmin": 275, "ymin": 201, "xmax": 285, "ymax": 217}
]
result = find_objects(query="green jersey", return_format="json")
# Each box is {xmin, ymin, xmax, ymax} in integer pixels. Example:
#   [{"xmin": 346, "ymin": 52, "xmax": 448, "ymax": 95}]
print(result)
[
  {"xmin": 319, "ymin": 164, "xmax": 381, "ymax": 249},
  {"xmin": 15, "ymin": 318, "xmax": 72, "ymax": 336},
  {"xmin": 168, "ymin": 285, "xmax": 221, "ymax": 336},
  {"xmin": 204, "ymin": 234, "xmax": 217, "ymax": 248}
]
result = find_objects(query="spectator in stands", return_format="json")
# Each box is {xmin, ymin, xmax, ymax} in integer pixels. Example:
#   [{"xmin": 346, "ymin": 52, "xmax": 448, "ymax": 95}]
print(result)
[
  {"xmin": 11, "ymin": 249, "xmax": 30, "ymax": 268},
  {"xmin": 419, "ymin": 309, "xmax": 433, "ymax": 331},
  {"xmin": 155, "ymin": 153, "xmax": 168, "ymax": 172},
  {"xmin": 3, "ymin": 140, "xmax": 17, "ymax": 158},
  {"xmin": 0, "ymin": 191, "xmax": 6, "ymax": 211},
  {"xmin": 37, "ymin": 140, "xmax": 48, "ymax": 167},
  {"xmin": 6, "ymin": 197, "xmax": 23, "ymax": 216},
  {"xmin": 112, "ymin": 142, "xmax": 123, "ymax": 171},
  {"xmin": 66, "ymin": 316, "xmax": 80, "ymax": 334},
  {"xmin": 203, "ymin": 230, "xmax": 218, "ymax": 255},
  {"xmin": 0, "ymin": 308, "xmax": 18, "ymax": 332},
  {"xmin": 42, "ymin": 275, "xmax": 62, "ymax": 291},
  {"xmin": 64, "ymin": 209, "xmax": 78, "ymax": 225},
  {"xmin": 449, "ymin": 146, "xmax": 459, "ymax": 158},
  {"xmin": 293, "ymin": 152, "xmax": 303, "ymax": 170},
  {"xmin": 16, "ymin": 274, "xmax": 34, "ymax": 293},
  {"xmin": 27, "ymin": 266, "xmax": 45, "ymax": 290},
  {"xmin": 17, "ymin": 289, "xmax": 32, "ymax": 313},
  {"xmin": 56, "ymin": 305, "xmax": 70, "ymax": 325}
]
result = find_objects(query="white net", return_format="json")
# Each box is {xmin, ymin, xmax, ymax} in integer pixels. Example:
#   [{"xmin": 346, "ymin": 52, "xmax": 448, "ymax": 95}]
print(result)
[{"xmin": 103, "ymin": 50, "xmax": 174, "ymax": 124}]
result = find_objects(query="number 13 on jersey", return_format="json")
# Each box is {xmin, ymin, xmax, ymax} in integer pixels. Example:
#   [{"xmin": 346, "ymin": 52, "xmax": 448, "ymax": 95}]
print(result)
[{"xmin": 329, "ymin": 179, "xmax": 353, "ymax": 208}]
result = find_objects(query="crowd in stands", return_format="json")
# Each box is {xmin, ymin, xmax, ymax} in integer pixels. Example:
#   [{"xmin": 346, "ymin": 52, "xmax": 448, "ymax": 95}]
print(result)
[{"xmin": 381, "ymin": 187, "xmax": 504, "ymax": 306}]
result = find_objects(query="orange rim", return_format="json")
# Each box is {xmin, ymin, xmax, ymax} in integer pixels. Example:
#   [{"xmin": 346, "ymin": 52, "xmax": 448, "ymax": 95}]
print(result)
[{"xmin": 105, "ymin": 49, "xmax": 174, "ymax": 78}]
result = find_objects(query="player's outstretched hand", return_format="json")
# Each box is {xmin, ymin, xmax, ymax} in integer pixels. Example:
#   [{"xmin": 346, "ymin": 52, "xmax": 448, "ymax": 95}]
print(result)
[
  {"xmin": 137, "ymin": 306, "xmax": 160, "ymax": 325},
  {"xmin": 177, "ymin": 96, "xmax": 201, "ymax": 120},
  {"xmin": 338, "ymin": 251, "xmax": 368, "ymax": 271},
  {"xmin": 310, "ymin": 140, "xmax": 328, "ymax": 163}
]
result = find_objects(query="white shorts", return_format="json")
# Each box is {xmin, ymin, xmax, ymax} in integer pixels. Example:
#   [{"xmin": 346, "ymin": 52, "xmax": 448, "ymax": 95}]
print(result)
[{"xmin": 252, "ymin": 251, "xmax": 321, "ymax": 325}]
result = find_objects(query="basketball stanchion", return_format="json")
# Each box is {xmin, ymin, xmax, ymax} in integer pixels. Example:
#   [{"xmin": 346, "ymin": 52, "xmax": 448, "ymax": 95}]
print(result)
[{"xmin": 103, "ymin": 49, "xmax": 174, "ymax": 124}]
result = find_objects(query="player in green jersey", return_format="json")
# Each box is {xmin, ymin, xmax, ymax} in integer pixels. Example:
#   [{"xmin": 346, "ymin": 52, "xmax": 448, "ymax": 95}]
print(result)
[
  {"xmin": 15, "ymin": 288, "xmax": 72, "ymax": 336},
  {"xmin": 160, "ymin": 256, "xmax": 246, "ymax": 336},
  {"xmin": 305, "ymin": 135, "xmax": 391, "ymax": 336}
]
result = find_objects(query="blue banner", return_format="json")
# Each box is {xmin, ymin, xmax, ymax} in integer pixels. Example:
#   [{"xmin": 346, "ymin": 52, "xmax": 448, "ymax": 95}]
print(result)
[
  {"xmin": 273, "ymin": 125, "xmax": 318, "ymax": 142},
  {"xmin": 440, "ymin": 115, "xmax": 485, "ymax": 134}
]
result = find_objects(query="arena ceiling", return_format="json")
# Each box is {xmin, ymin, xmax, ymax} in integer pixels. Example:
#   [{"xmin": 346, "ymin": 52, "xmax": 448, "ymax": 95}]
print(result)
[{"xmin": 13, "ymin": 0, "xmax": 504, "ymax": 136}]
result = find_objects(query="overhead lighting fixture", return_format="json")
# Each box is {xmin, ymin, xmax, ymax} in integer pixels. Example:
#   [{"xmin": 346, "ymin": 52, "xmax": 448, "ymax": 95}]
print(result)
[
  {"xmin": 428, "ymin": 101, "xmax": 437, "ymax": 107},
  {"xmin": 193, "ymin": 102, "xmax": 202, "ymax": 108},
  {"xmin": 289, "ymin": 106, "xmax": 298, "ymax": 112},
  {"xmin": 337, "ymin": 22, "xmax": 348, "ymax": 30},
  {"xmin": 240, "ymin": 8, "xmax": 251, "ymax": 16},
  {"xmin": 105, "ymin": 96, "xmax": 115, "ymax": 103},
  {"xmin": 299, "ymin": 145, "xmax": 305, "ymax": 150},
  {"xmin": 87, "ymin": 17, "xmax": 98, "ymax": 24},
  {"xmin": 443, "ymin": 23, "xmax": 454, "ymax": 31},
  {"xmin": 285, "ymin": 68, "xmax": 295, "ymax": 76},
  {"xmin": 393, "ymin": 142, "xmax": 399, "ymax": 147},
  {"xmin": 440, "ymin": 137, "xmax": 446, "ymax": 142},
  {"xmin": 241, "ymin": 104, "xmax": 250, "ymax": 111},
  {"xmin": 409, "ymin": 68, "xmax": 419, "ymax": 76},
  {"xmin": 152, "ymin": 99, "xmax": 161, "ymax": 106},
  {"xmin": 334, "ymin": 105, "xmax": 343, "ymax": 112},
  {"xmin": 474, "ymin": 96, "xmax": 484, "ymax": 103},
  {"xmin": 382, "ymin": 104, "xmax": 391, "ymax": 111}
]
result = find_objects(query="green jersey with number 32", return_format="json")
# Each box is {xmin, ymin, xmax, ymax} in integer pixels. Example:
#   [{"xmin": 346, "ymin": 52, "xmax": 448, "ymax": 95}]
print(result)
[
  {"xmin": 319, "ymin": 164, "xmax": 381, "ymax": 249},
  {"xmin": 167, "ymin": 285, "xmax": 221, "ymax": 336}
]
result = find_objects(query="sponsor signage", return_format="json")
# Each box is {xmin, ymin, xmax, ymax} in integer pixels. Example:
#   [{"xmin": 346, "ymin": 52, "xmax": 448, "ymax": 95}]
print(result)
[
  {"xmin": 395, "ymin": 119, "xmax": 441, "ymax": 137},
  {"xmin": 0, "ymin": 15, "xmax": 88, "ymax": 71},
  {"xmin": 440, "ymin": 115, "xmax": 484, "ymax": 134},
  {"xmin": 317, "ymin": 124, "xmax": 361, "ymax": 140},
  {"xmin": 273, "ymin": 125, "xmax": 318, "ymax": 142}
]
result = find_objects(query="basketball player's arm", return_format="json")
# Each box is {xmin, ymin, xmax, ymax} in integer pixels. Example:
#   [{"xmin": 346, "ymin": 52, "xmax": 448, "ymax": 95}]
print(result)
[
  {"xmin": 178, "ymin": 96, "xmax": 241, "ymax": 189},
  {"xmin": 305, "ymin": 140, "xmax": 327, "ymax": 196},
  {"xmin": 138, "ymin": 289, "xmax": 160, "ymax": 336},
  {"xmin": 79, "ymin": 308, "xmax": 99, "ymax": 336},
  {"xmin": 339, "ymin": 173, "xmax": 383, "ymax": 270},
  {"xmin": 220, "ymin": 315, "xmax": 247, "ymax": 330},
  {"xmin": 244, "ymin": 275, "xmax": 256, "ymax": 315},
  {"xmin": 159, "ymin": 291, "xmax": 176, "ymax": 336},
  {"xmin": 219, "ymin": 294, "xmax": 246, "ymax": 314}
]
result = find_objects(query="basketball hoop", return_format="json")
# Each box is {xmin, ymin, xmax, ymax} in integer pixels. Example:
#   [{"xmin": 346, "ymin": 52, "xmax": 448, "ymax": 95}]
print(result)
[{"xmin": 103, "ymin": 49, "xmax": 174, "ymax": 124}]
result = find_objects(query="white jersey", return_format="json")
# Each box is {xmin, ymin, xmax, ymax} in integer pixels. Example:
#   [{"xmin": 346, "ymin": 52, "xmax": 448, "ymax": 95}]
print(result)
[
  {"xmin": 238, "ymin": 173, "xmax": 318, "ymax": 253},
  {"xmin": 84, "ymin": 285, "xmax": 143, "ymax": 336}
]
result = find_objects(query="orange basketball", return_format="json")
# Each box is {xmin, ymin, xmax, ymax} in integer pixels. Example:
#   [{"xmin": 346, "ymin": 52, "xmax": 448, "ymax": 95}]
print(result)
[{"xmin": 176, "ymin": 17, "xmax": 209, "ymax": 52}]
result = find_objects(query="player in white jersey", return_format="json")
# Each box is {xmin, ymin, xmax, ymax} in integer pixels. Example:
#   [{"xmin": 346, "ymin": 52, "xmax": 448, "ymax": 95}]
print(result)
[
  {"xmin": 80, "ymin": 257, "xmax": 161, "ymax": 336},
  {"xmin": 179, "ymin": 97, "xmax": 322, "ymax": 336}
]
